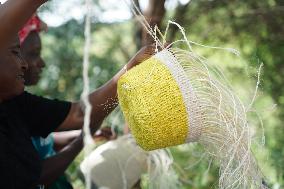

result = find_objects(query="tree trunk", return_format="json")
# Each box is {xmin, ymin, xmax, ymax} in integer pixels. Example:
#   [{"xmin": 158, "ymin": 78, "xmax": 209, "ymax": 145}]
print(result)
[
  {"xmin": 142, "ymin": 0, "xmax": 167, "ymax": 46},
  {"xmin": 132, "ymin": 0, "xmax": 143, "ymax": 49},
  {"xmin": 132, "ymin": 0, "xmax": 167, "ymax": 49}
]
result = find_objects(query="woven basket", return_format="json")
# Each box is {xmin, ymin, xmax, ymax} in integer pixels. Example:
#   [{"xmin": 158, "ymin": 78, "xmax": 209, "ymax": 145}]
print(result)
[{"xmin": 118, "ymin": 49, "xmax": 201, "ymax": 151}]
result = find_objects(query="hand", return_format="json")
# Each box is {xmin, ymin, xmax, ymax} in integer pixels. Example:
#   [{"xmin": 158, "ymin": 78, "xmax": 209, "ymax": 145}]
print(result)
[
  {"xmin": 127, "ymin": 45, "xmax": 157, "ymax": 70},
  {"xmin": 93, "ymin": 127, "xmax": 117, "ymax": 141},
  {"xmin": 127, "ymin": 43, "xmax": 171, "ymax": 70},
  {"xmin": 113, "ymin": 43, "xmax": 170, "ymax": 82}
]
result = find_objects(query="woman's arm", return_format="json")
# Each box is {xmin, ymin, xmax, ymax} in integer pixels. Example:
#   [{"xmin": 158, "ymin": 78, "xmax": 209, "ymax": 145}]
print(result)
[
  {"xmin": 38, "ymin": 132, "xmax": 84, "ymax": 186},
  {"xmin": 53, "ymin": 130, "xmax": 81, "ymax": 152},
  {"xmin": 57, "ymin": 45, "xmax": 157, "ymax": 133},
  {"xmin": 0, "ymin": 0, "xmax": 46, "ymax": 50}
]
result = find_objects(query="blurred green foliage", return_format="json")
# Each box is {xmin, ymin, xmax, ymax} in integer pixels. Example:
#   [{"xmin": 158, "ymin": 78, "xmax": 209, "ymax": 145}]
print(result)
[{"xmin": 28, "ymin": 0, "xmax": 284, "ymax": 188}]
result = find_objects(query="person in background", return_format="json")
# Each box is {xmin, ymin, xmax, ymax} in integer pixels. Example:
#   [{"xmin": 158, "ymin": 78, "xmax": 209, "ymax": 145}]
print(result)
[{"xmin": 19, "ymin": 15, "xmax": 117, "ymax": 189}]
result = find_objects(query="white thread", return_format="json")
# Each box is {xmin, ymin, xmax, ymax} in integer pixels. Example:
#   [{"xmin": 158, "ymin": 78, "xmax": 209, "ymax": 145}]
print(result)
[{"xmin": 82, "ymin": 0, "xmax": 94, "ymax": 189}]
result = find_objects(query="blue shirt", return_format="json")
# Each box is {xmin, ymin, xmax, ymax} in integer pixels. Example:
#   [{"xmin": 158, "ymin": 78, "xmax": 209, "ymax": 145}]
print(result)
[{"xmin": 32, "ymin": 135, "xmax": 56, "ymax": 159}]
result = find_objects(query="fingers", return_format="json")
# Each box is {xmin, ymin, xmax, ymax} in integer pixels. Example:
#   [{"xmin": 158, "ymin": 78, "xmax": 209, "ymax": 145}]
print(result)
[{"xmin": 127, "ymin": 43, "xmax": 170, "ymax": 69}]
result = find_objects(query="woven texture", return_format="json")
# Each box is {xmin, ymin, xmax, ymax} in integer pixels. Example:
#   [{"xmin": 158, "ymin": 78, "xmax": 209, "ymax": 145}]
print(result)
[{"xmin": 118, "ymin": 57, "xmax": 189, "ymax": 151}]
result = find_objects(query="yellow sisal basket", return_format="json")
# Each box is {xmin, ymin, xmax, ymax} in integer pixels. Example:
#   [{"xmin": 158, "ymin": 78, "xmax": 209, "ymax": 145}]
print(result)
[
  {"xmin": 118, "ymin": 48, "xmax": 266, "ymax": 189},
  {"xmin": 118, "ymin": 49, "xmax": 201, "ymax": 151}
]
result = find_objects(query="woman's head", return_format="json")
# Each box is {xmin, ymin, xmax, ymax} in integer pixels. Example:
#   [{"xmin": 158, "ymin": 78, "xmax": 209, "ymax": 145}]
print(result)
[
  {"xmin": 19, "ymin": 14, "xmax": 46, "ymax": 86},
  {"xmin": 21, "ymin": 31, "xmax": 45, "ymax": 86},
  {"xmin": 0, "ymin": 35, "xmax": 28, "ymax": 102}
]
